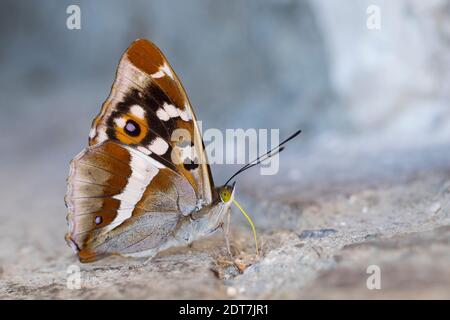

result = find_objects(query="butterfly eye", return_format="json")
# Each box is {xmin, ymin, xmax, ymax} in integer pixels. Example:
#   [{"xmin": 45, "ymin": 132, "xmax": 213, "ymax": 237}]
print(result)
[
  {"xmin": 221, "ymin": 189, "xmax": 231, "ymax": 202},
  {"xmin": 124, "ymin": 119, "xmax": 141, "ymax": 137}
]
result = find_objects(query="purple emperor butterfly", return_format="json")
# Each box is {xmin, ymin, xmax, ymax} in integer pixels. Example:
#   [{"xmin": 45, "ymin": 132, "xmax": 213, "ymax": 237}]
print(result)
[{"xmin": 65, "ymin": 39, "xmax": 300, "ymax": 262}]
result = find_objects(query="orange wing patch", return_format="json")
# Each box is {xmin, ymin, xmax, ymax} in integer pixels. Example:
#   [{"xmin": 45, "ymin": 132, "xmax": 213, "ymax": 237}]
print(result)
[{"xmin": 113, "ymin": 113, "xmax": 149, "ymax": 145}]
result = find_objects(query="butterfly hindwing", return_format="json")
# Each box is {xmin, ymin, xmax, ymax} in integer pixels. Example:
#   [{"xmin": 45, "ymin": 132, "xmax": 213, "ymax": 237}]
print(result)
[{"xmin": 65, "ymin": 140, "xmax": 197, "ymax": 262}]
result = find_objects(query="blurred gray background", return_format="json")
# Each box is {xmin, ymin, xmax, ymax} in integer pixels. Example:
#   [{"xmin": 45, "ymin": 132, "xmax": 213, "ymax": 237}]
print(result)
[
  {"xmin": 3, "ymin": 0, "xmax": 450, "ymax": 158},
  {"xmin": 3, "ymin": 0, "xmax": 450, "ymax": 160},
  {"xmin": 1, "ymin": 0, "xmax": 450, "ymax": 299}
]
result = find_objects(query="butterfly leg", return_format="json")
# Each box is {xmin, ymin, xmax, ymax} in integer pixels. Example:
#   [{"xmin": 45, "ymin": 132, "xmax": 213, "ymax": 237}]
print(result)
[
  {"xmin": 143, "ymin": 255, "xmax": 155, "ymax": 265},
  {"xmin": 223, "ymin": 208, "xmax": 233, "ymax": 258}
]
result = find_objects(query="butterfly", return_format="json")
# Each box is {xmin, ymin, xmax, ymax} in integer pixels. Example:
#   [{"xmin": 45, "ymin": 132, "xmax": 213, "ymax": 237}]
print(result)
[{"xmin": 65, "ymin": 39, "xmax": 300, "ymax": 263}]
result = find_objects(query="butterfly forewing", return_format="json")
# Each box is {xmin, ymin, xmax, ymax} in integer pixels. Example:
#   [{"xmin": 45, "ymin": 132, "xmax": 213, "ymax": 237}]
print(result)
[
  {"xmin": 65, "ymin": 140, "xmax": 197, "ymax": 262},
  {"xmin": 89, "ymin": 39, "xmax": 214, "ymax": 205}
]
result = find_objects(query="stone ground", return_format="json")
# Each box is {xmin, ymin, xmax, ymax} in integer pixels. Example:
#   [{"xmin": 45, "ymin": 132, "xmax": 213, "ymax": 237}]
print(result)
[{"xmin": 0, "ymin": 140, "xmax": 449, "ymax": 299}]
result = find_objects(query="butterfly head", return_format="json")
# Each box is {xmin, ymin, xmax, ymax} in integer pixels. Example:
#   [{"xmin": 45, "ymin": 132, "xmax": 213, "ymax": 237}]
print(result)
[{"xmin": 218, "ymin": 182, "xmax": 236, "ymax": 204}]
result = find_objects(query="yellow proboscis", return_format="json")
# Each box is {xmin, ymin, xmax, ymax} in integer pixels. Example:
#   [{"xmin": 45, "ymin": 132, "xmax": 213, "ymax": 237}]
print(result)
[{"xmin": 233, "ymin": 199, "xmax": 259, "ymax": 256}]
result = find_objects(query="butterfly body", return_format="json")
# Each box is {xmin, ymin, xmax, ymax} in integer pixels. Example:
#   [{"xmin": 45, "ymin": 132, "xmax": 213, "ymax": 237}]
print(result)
[
  {"xmin": 123, "ymin": 196, "xmax": 232, "ymax": 259},
  {"xmin": 65, "ymin": 39, "xmax": 234, "ymax": 263}
]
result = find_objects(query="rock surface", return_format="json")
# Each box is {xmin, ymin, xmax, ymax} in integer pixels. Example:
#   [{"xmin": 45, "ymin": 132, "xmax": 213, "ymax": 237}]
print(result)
[{"xmin": 1, "ymin": 144, "xmax": 449, "ymax": 299}]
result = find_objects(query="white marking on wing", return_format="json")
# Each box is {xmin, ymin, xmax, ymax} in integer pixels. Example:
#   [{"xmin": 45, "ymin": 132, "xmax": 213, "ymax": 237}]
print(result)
[
  {"xmin": 130, "ymin": 104, "xmax": 146, "ymax": 119},
  {"xmin": 114, "ymin": 117, "xmax": 126, "ymax": 128},
  {"xmin": 163, "ymin": 102, "xmax": 178, "ymax": 117},
  {"xmin": 160, "ymin": 62, "xmax": 174, "ymax": 79},
  {"xmin": 137, "ymin": 146, "xmax": 151, "ymax": 155},
  {"xmin": 151, "ymin": 70, "xmax": 165, "ymax": 79},
  {"xmin": 179, "ymin": 109, "xmax": 191, "ymax": 121},
  {"xmin": 149, "ymin": 137, "xmax": 169, "ymax": 155},
  {"xmin": 150, "ymin": 62, "xmax": 174, "ymax": 80},
  {"xmin": 156, "ymin": 108, "xmax": 170, "ymax": 121},
  {"xmin": 96, "ymin": 129, "xmax": 108, "ymax": 143},
  {"xmin": 160, "ymin": 102, "xmax": 191, "ymax": 122},
  {"xmin": 180, "ymin": 102, "xmax": 192, "ymax": 121},
  {"xmin": 108, "ymin": 150, "xmax": 160, "ymax": 231}
]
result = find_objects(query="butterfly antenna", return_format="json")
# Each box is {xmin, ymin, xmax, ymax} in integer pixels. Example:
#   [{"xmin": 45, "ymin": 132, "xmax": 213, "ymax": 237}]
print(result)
[
  {"xmin": 224, "ymin": 129, "xmax": 301, "ymax": 185},
  {"xmin": 229, "ymin": 146, "xmax": 285, "ymax": 179}
]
